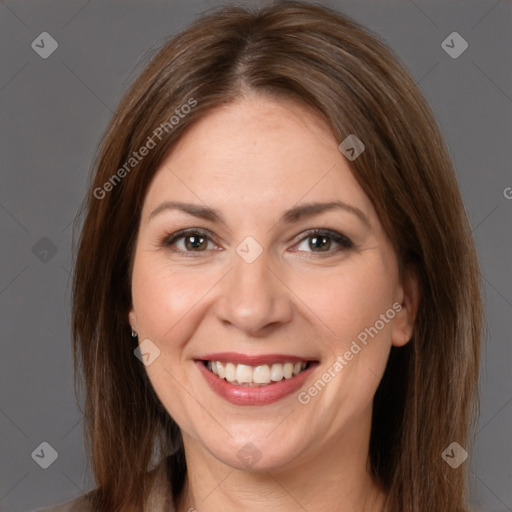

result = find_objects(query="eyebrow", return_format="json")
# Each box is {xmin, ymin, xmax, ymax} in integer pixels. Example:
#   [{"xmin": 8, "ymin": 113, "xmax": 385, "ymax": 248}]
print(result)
[{"xmin": 148, "ymin": 200, "xmax": 370, "ymax": 228}]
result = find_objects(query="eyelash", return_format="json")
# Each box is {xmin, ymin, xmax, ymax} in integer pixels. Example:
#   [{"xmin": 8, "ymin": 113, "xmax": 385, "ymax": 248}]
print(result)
[{"xmin": 161, "ymin": 228, "xmax": 353, "ymax": 258}]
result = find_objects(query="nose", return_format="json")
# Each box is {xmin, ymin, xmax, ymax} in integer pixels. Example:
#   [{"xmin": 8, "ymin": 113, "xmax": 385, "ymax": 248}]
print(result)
[{"xmin": 214, "ymin": 245, "xmax": 293, "ymax": 336}]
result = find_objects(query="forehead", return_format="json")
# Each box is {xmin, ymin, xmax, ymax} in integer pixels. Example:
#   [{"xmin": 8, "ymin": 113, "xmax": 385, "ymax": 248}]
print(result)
[{"xmin": 141, "ymin": 95, "xmax": 376, "ymax": 223}]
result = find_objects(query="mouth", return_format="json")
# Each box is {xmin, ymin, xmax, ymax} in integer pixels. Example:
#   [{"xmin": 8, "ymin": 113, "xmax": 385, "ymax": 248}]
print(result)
[
  {"xmin": 195, "ymin": 353, "xmax": 319, "ymax": 406},
  {"xmin": 202, "ymin": 360, "xmax": 311, "ymax": 387}
]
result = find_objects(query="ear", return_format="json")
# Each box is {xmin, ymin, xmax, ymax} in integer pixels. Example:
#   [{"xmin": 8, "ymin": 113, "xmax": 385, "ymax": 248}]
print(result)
[
  {"xmin": 128, "ymin": 308, "xmax": 137, "ymax": 332},
  {"xmin": 391, "ymin": 265, "xmax": 421, "ymax": 347}
]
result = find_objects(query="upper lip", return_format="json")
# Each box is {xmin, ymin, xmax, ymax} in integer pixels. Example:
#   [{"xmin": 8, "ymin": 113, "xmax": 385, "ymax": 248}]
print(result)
[{"xmin": 197, "ymin": 352, "xmax": 318, "ymax": 366}]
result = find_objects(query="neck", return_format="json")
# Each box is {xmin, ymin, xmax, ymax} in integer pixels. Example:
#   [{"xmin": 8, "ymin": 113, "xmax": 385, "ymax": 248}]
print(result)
[{"xmin": 174, "ymin": 413, "xmax": 388, "ymax": 512}]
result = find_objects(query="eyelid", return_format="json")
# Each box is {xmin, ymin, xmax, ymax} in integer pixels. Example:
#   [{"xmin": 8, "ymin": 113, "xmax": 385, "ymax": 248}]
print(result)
[
  {"xmin": 162, "ymin": 228, "xmax": 220, "ymax": 255},
  {"xmin": 292, "ymin": 228, "xmax": 353, "ymax": 251},
  {"xmin": 162, "ymin": 227, "xmax": 216, "ymax": 244}
]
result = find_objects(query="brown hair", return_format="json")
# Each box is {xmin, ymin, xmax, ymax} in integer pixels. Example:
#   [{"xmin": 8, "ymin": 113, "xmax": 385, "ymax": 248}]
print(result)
[{"xmin": 72, "ymin": 2, "xmax": 482, "ymax": 510}]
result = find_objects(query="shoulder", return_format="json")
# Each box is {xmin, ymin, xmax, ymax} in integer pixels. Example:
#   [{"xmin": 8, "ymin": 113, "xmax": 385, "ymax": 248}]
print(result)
[
  {"xmin": 33, "ymin": 490, "xmax": 95, "ymax": 512},
  {"xmin": 31, "ymin": 453, "xmax": 178, "ymax": 512}
]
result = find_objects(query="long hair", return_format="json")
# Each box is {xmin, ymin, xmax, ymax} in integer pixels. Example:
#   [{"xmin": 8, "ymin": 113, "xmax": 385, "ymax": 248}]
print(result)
[{"xmin": 72, "ymin": 2, "xmax": 483, "ymax": 510}]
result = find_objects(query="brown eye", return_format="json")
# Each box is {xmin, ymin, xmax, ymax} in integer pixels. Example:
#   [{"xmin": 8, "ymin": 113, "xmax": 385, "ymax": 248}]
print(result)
[
  {"xmin": 294, "ymin": 229, "xmax": 353, "ymax": 255},
  {"xmin": 162, "ymin": 229, "xmax": 215, "ymax": 256},
  {"xmin": 183, "ymin": 234, "xmax": 208, "ymax": 251},
  {"xmin": 308, "ymin": 235, "xmax": 331, "ymax": 252}
]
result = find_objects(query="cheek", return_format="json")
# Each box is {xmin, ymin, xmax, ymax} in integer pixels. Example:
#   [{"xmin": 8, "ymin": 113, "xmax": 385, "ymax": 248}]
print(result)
[
  {"xmin": 131, "ymin": 254, "xmax": 219, "ymax": 342},
  {"xmin": 290, "ymin": 257, "xmax": 397, "ymax": 351},
  {"xmin": 131, "ymin": 257, "xmax": 212, "ymax": 429}
]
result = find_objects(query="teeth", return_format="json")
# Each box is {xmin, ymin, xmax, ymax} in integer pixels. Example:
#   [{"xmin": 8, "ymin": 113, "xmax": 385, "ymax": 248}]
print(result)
[
  {"xmin": 225, "ymin": 362, "xmax": 236, "ymax": 383},
  {"xmin": 236, "ymin": 364, "xmax": 253, "ymax": 384},
  {"xmin": 205, "ymin": 360, "xmax": 309, "ymax": 386},
  {"xmin": 253, "ymin": 364, "xmax": 271, "ymax": 383},
  {"xmin": 215, "ymin": 361, "xmax": 225, "ymax": 379},
  {"xmin": 270, "ymin": 363, "xmax": 283, "ymax": 381}
]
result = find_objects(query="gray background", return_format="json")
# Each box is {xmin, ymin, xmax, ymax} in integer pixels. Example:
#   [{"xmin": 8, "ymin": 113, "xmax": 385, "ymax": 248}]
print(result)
[{"xmin": 0, "ymin": 0, "xmax": 510, "ymax": 511}]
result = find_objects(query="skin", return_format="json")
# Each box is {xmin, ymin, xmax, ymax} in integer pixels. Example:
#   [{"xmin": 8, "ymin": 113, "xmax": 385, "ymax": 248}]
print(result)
[{"xmin": 129, "ymin": 93, "xmax": 419, "ymax": 512}]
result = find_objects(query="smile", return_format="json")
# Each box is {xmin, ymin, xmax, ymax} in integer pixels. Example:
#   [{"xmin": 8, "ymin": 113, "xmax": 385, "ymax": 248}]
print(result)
[
  {"xmin": 196, "ymin": 353, "xmax": 319, "ymax": 406},
  {"xmin": 204, "ymin": 360, "xmax": 310, "ymax": 386}
]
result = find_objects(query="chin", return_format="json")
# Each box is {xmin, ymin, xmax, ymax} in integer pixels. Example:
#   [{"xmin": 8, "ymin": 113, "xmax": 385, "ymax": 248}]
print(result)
[{"xmin": 199, "ymin": 432, "xmax": 308, "ymax": 473}]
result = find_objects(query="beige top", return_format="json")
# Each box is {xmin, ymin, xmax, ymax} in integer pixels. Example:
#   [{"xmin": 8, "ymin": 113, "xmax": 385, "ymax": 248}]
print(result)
[{"xmin": 34, "ymin": 455, "xmax": 176, "ymax": 512}]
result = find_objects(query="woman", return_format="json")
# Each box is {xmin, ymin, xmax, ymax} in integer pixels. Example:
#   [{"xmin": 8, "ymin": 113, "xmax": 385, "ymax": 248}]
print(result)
[{"xmin": 38, "ymin": 1, "xmax": 482, "ymax": 511}]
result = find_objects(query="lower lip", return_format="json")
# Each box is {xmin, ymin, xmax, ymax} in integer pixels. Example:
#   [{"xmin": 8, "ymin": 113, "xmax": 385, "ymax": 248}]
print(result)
[{"xmin": 196, "ymin": 361, "xmax": 317, "ymax": 406}]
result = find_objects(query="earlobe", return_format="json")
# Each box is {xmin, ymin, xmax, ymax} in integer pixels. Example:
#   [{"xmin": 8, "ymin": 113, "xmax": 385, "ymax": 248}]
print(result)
[
  {"xmin": 128, "ymin": 309, "xmax": 137, "ymax": 332},
  {"xmin": 391, "ymin": 266, "xmax": 421, "ymax": 347}
]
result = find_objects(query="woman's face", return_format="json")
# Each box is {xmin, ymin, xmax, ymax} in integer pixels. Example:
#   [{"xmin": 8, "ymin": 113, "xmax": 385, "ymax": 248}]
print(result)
[{"xmin": 129, "ymin": 94, "xmax": 416, "ymax": 472}]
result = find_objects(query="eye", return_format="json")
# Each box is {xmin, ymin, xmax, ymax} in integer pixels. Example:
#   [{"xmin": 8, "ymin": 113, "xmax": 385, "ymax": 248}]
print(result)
[
  {"xmin": 162, "ymin": 229, "xmax": 218, "ymax": 256},
  {"xmin": 292, "ymin": 229, "xmax": 353, "ymax": 256},
  {"xmin": 161, "ymin": 228, "xmax": 353, "ymax": 258}
]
